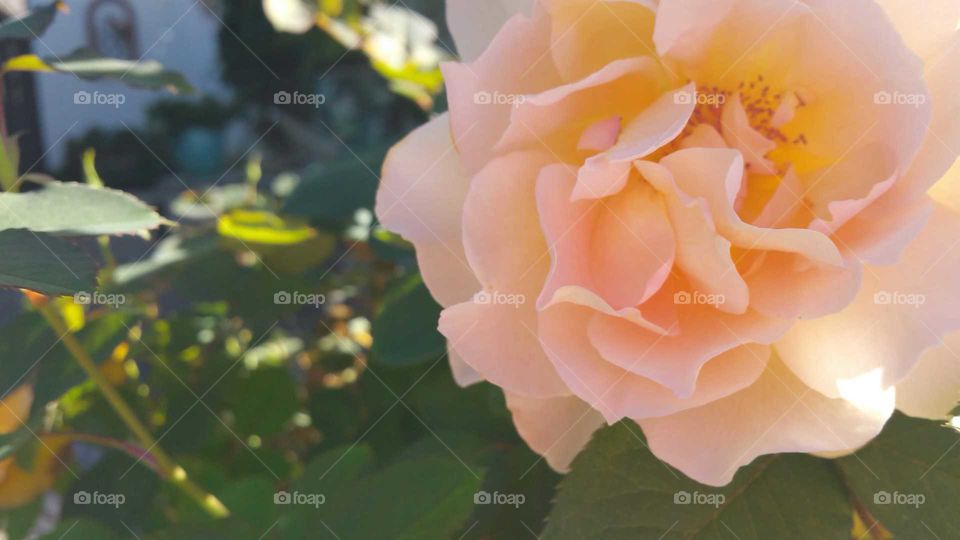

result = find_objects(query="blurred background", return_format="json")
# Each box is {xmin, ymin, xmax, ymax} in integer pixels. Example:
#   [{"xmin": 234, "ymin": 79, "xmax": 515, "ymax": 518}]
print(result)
[{"xmin": 0, "ymin": 1, "xmax": 563, "ymax": 538}]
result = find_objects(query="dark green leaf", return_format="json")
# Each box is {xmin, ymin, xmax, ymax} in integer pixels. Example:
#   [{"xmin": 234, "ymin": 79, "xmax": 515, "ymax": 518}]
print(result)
[
  {"xmin": 543, "ymin": 423, "xmax": 852, "ymax": 539},
  {"xmin": 40, "ymin": 518, "xmax": 121, "ymax": 539},
  {"xmin": 0, "ymin": 1, "xmax": 64, "ymax": 41},
  {"xmin": 282, "ymin": 148, "xmax": 386, "ymax": 226},
  {"xmin": 0, "ymin": 181, "xmax": 164, "ymax": 236},
  {"xmin": 282, "ymin": 441, "xmax": 482, "ymax": 540},
  {"xmin": 836, "ymin": 413, "xmax": 960, "ymax": 538},
  {"xmin": 0, "ymin": 229, "xmax": 97, "ymax": 294},
  {"xmin": 372, "ymin": 273, "xmax": 445, "ymax": 367}
]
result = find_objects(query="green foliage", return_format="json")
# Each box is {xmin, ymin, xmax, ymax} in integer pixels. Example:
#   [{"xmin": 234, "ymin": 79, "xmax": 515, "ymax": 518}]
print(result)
[
  {"xmin": 372, "ymin": 273, "xmax": 446, "ymax": 367},
  {"xmin": 836, "ymin": 413, "xmax": 960, "ymax": 538},
  {"xmin": 0, "ymin": 181, "xmax": 164, "ymax": 236},
  {"xmin": 544, "ymin": 423, "xmax": 853, "ymax": 539},
  {"xmin": 0, "ymin": 229, "xmax": 97, "ymax": 294}
]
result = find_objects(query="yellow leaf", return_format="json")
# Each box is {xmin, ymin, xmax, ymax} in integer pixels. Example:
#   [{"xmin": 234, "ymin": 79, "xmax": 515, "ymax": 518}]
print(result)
[
  {"xmin": 2, "ymin": 54, "xmax": 54, "ymax": 73},
  {"xmin": 0, "ymin": 435, "xmax": 71, "ymax": 508}
]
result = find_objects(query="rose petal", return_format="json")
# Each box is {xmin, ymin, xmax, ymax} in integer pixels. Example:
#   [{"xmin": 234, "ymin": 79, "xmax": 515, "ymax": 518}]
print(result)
[
  {"xmin": 540, "ymin": 303, "xmax": 773, "ymax": 422},
  {"xmin": 446, "ymin": 0, "xmax": 534, "ymax": 62},
  {"xmin": 895, "ymin": 330, "xmax": 960, "ymax": 420},
  {"xmin": 376, "ymin": 113, "xmax": 479, "ymax": 306},
  {"xmin": 505, "ymin": 392, "xmax": 606, "ymax": 472},
  {"xmin": 776, "ymin": 203, "xmax": 960, "ymax": 399},
  {"xmin": 639, "ymin": 357, "xmax": 894, "ymax": 487}
]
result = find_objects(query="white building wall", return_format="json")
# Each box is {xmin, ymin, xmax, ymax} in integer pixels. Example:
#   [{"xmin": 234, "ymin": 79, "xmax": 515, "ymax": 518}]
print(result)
[{"xmin": 28, "ymin": 0, "xmax": 232, "ymax": 168}]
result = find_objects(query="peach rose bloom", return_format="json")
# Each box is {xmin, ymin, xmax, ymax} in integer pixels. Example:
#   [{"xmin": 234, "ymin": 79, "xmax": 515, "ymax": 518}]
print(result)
[{"xmin": 376, "ymin": 0, "xmax": 960, "ymax": 485}]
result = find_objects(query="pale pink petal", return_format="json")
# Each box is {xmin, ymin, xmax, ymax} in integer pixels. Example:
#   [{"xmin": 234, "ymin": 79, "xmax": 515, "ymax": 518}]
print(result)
[
  {"xmin": 375, "ymin": 114, "xmax": 479, "ymax": 306},
  {"xmin": 439, "ymin": 299, "xmax": 569, "ymax": 398},
  {"xmin": 659, "ymin": 148, "xmax": 843, "ymax": 267},
  {"xmin": 776, "ymin": 203, "xmax": 960, "ymax": 399},
  {"xmin": 441, "ymin": 5, "xmax": 562, "ymax": 173},
  {"xmin": 743, "ymin": 251, "xmax": 862, "ymax": 319},
  {"xmin": 587, "ymin": 301, "xmax": 789, "ymax": 398},
  {"xmin": 639, "ymin": 358, "xmax": 894, "ymax": 487},
  {"xmin": 678, "ymin": 124, "xmax": 727, "ymax": 150},
  {"xmin": 448, "ymin": 347, "xmax": 483, "ymax": 388},
  {"xmin": 832, "ymin": 195, "xmax": 933, "ymax": 265},
  {"xmin": 887, "ymin": 35, "xmax": 960, "ymax": 201},
  {"xmin": 537, "ymin": 164, "xmax": 675, "ymax": 312},
  {"xmin": 539, "ymin": 303, "xmax": 772, "ymax": 422},
  {"xmin": 896, "ymin": 330, "xmax": 960, "ymax": 420},
  {"xmin": 461, "ymin": 152, "xmax": 554, "ymax": 293},
  {"xmin": 505, "ymin": 392, "xmax": 605, "ymax": 472},
  {"xmin": 577, "ymin": 116, "xmax": 622, "ymax": 152},
  {"xmin": 446, "ymin": 0, "xmax": 534, "ymax": 62},
  {"xmin": 574, "ymin": 84, "xmax": 696, "ymax": 201},
  {"xmin": 874, "ymin": 0, "xmax": 960, "ymax": 64},
  {"xmin": 636, "ymin": 160, "xmax": 749, "ymax": 314},
  {"xmin": 544, "ymin": 283, "xmax": 679, "ymax": 336},
  {"xmin": 542, "ymin": 0, "xmax": 659, "ymax": 82},
  {"xmin": 495, "ymin": 57, "xmax": 666, "ymax": 158},
  {"xmin": 444, "ymin": 151, "xmax": 569, "ymax": 398}
]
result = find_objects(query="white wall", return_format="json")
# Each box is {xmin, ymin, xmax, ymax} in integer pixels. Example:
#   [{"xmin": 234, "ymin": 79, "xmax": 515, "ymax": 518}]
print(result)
[{"xmin": 28, "ymin": 0, "xmax": 233, "ymax": 168}]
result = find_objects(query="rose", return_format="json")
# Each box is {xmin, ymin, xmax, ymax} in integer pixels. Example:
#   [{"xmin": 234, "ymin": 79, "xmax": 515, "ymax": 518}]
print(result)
[{"xmin": 376, "ymin": 0, "xmax": 960, "ymax": 486}]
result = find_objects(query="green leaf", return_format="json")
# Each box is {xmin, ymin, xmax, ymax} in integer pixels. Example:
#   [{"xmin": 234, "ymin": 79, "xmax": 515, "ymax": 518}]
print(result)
[
  {"xmin": 282, "ymin": 148, "xmax": 387, "ymax": 226},
  {"xmin": 0, "ymin": 180, "xmax": 164, "ymax": 236},
  {"xmin": 836, "ymin": 413, "xmax": 960, "ymax": 538},
  {"xmin": 543, "ymin": 423, "xmax": 852, "ymax": 539},
  {"xmin": 225, "ymin": 367, "xmax": 298, "ymax": 436},
  {"xmin": 0, "ymin": 229, "xmax": 97, "ymax": 294},
  {"xmin": 4, "ymin": 48, "xmax": 194, "ymax": 93},
  {"xmin": 0, "ymin": 1, "xmax": 65, "ymax": 41},
  {"xmin": 282, "ymin": 441, "xmax": 482, "ymax": 540},
  {"xmin": 372, "ymin": 273, "xmax": 446, "ymax": 367}
]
